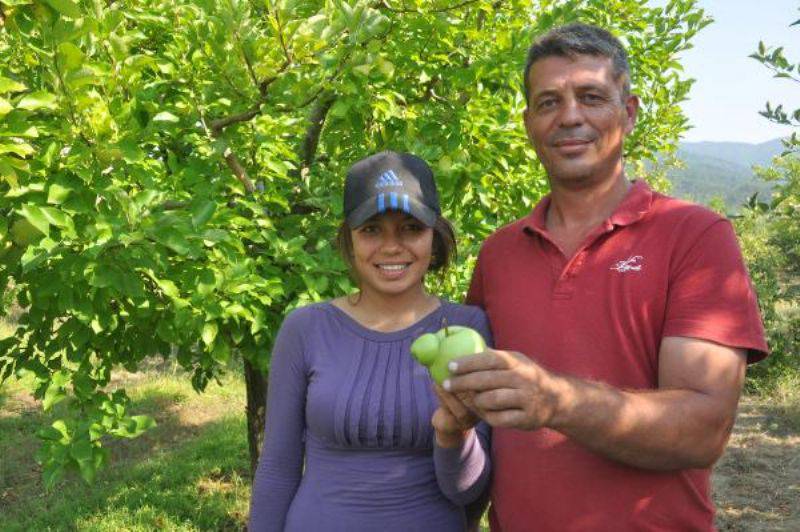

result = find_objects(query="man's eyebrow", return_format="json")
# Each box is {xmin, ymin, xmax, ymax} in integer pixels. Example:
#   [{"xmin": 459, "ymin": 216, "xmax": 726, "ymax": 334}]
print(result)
[
  {"xmin": 575, "ymin": 83, "xmax": 609, "ymax": 92},
  {"xmin": 531, "ymin": 88, "xmax": 559, "ymax": 100}
]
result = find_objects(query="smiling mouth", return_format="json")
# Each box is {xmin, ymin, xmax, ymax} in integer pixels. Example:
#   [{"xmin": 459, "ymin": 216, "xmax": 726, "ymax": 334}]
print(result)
[
  {"xmin": 553, "ymin": 139, "xmax": 591, "ymax": 147},
  {"xmin": 376, "ymin": 263, "xmax": 411, "ymax": 271}
]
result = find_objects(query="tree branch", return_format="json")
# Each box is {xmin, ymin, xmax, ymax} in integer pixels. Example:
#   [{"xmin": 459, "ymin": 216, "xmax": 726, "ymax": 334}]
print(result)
[
  {"xmin": 299, "ymin": 91, "xmax": 336, "ymax": 171},
  {"xmin": 377, "ymin": 0, "xmax": 480, "ymax": 14},
  {"xmin": 224, "ymin": 146, "xmax": 256, "ymax": 194},
  {"xmin": 270, "ymin": 1, "xmax": 293, "ymax": 65},
  {"xmin": 209, "ymin": 106, "xmax": 262, "ymax": 133}
]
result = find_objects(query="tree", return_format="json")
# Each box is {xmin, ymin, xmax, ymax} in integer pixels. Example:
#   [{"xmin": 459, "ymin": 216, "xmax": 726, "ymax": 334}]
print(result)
[
  {"xmin": 739, "ymin": 6, "xmax": 800, "ymax": 387},
  {"xmin": 0, "ymin": 0, "xmax": 709, "ymax": 486}
]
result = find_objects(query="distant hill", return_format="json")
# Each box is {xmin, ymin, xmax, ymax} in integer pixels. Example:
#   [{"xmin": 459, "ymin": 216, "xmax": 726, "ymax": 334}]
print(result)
[{"xmin": 662, "ymin": 138, "xmax": 784, "ymax": 209}]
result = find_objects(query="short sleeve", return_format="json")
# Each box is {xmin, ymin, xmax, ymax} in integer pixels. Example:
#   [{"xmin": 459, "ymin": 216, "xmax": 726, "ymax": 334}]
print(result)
[
  {"xmin": 468, "ymin": 306, "xmax": 494, "ymax": 350},
  {"xmin": 663, "ymin": 219, "xmax": 768, "ymax": 362}
]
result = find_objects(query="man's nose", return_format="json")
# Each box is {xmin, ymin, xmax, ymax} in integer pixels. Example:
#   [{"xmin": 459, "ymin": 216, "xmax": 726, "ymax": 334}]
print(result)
[{"xmin": 558, "ymin": 96, "xmax": 584, "ymax": 127}]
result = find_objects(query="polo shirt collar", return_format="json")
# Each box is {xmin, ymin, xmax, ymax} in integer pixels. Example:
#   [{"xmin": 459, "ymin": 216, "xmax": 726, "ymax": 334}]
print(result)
[{"xmin": 522, "ymin": 179, "xmax": 654, "ymax": 237}]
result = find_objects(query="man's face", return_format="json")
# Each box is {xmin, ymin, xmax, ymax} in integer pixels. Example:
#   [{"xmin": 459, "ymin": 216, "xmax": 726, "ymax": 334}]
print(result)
[{"xmin": 523, "ymin": 54, "xmax": 638, "ymax": 187}]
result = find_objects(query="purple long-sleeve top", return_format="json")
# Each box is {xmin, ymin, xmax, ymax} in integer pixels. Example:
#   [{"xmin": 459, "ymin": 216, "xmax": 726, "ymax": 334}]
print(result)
[{"xmin": 248, "ymin": 300, "xmax": 492, "ymax": 531}]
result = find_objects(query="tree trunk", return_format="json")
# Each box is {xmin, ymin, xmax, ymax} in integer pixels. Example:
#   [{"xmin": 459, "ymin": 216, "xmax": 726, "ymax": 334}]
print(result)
[{"xmin": 243, "ymin": 357, "xmax": 268, "ymax": 476}]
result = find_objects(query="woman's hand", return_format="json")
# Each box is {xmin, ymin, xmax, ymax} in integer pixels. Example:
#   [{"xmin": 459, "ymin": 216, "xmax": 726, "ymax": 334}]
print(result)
[{"xmin": 431, "ymin": 385, "xmax": 480, "ymax": 448}]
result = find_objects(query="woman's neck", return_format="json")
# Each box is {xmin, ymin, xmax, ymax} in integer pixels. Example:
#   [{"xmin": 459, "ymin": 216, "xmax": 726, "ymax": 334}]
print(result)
[{"xmin": 336, "ymin": 286, "xmax": 440, "ymax": 332}]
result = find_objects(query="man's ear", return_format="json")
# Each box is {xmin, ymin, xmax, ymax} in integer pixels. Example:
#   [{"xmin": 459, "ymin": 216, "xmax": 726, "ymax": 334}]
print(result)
[
  {"xmin": 623, "ymin": 94, "xmax": 639, "ymax": 134},
  {"xmin": 522, "ymin": 106, "xmax": 535, "ymax": 144}
]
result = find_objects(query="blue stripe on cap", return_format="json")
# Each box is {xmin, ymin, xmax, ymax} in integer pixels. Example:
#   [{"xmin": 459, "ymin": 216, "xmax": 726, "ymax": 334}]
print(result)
[
  {"xmin": 377, "ymin": 193, "xmax": 385, "ymax": 213},
  {"xmin": 402, "ymin": 194, "xmax": 410, "ymax": 213},
  {"xmin": 390, "ymin": 192, "xmax": 398, "ymax": 209}
]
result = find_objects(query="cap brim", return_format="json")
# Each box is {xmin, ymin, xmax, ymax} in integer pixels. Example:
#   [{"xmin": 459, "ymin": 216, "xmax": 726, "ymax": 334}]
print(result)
[{"xmin": 346, "ymin": 196, "xmax": 438, "ymax": 228}]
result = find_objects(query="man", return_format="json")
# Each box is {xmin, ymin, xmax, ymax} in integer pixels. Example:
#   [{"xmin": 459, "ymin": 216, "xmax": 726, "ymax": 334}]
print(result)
[{"xmin": 443, "ymin": 23, "xmax": 768, "ymax": 531}]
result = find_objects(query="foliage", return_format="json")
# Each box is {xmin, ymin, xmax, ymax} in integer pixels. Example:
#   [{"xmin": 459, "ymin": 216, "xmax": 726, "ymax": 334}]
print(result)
[
  {"xmin": 750, "ymin": 8, "xmax": 800, "ymax": 154},
  {"xmin": 740, "ymin": 6, "xmax": 800, "ymax": 389},
  {"xmin": 0, "ymin": 0, "xmax": 708, "ymax": 485}
]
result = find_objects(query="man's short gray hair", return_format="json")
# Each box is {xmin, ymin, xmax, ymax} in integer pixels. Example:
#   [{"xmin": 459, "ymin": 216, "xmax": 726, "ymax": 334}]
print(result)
[{"xmin": 523, "ymin": 23, "xmax": 631, "ymax": 104}]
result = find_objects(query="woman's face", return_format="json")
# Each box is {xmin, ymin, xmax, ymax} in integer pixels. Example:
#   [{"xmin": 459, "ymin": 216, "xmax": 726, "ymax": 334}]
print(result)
[{"xmin": 350, "ymin": 211, "xmax": 434, "ymax": 299}]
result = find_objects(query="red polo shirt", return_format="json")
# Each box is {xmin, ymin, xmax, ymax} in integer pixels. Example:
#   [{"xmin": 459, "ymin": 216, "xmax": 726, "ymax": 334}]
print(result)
[{"xmin": 467, "ymin": 180, "xmax": 768, "ymax": 532}]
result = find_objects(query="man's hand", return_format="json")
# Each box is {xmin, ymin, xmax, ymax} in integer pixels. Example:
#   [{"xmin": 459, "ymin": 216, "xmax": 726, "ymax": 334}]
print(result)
[
  {"xmin": 442, "ymin": 338, "xmax": 747, "ymax": 471},
  {"xmin": 443, "ymin": 349, "xmax": 562, "ymax": 431},
  {"xmin": 431, "ymin": 386, "xmax": 480, "ymax": 448}
]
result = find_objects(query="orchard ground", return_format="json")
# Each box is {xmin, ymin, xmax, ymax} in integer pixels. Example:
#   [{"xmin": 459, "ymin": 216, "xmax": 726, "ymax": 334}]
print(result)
[{"xmin": 0, "ymin": 354, "xmax": 797, "ymax": 531}]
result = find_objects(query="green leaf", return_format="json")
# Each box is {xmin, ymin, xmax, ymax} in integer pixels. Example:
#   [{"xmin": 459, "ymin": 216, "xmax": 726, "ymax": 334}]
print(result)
[
  {"xmin": 152, "ymin": 276, "xmax": 180, "ymax": 299},
  {"xmin": 47, "ymin": 183, "xmax": 73, "ymax": 204},
  {"xmin": 38, "ymin": 426, "xmax": 65, "ymax": 442},
  {"xmin": 202, "ymin": 321, "xmax": 218, "ymax": 346},
  {"xmin": 43, "ymin": 384, "xmax": 67, "ymax": 411},
  {"xmin": 0, "ymin": 98, "xmax": 13, "ymax": 118},
  {"xmin": 191, "ymin": 201, "xmax": 216, "ymax": 228},
  {"xmin": 42, "ymin": 461, "xmax": 65, "ymax": 489},
  {"xmin": 18, "ymin": 204, "xmax": 51, "ymax": 237},
  {"xmin": 57, "ymin": 42, "xmax": 84, "ymax": 70},
  {"xmin": 152, "ymin": 111, "xmax": 179, "ymax": 123},
  {"xmin": 17, "ymin": 91, "xmax": 58, "ymax": 111},
  {"xmin": 40, "ymin": 206, "xmax": 71, "ymax": 228},
  {"xmin": 131, "ymin": 415, "xmax": 156, "ymax": 433},
  {"xmin": 89, "ymin": 263, "xmax": 120, "ymax": 288},
  {"xmin": 0, "ymin": 142, "xmax": 34, "ymax": 157},
  {"xmin": 0, "ymin": 77, "xmax": 27, "ymax": 94},
  {"xmin": 69, "ymin": 439, "xmax": 93, "ymax": 463},
  {"xmin": 211, "ymin": 340, "xmax": 231, "ymax": 364},
  {"xmin": 196, "ymin": 269, "xmax": 216, "ymax": 295},
  {"xmin": 43, "ymin": 0, "xmax": 82, "ymax": 18},
  {"xmin": 77, "ymin": 457, "xmax": 97, "ymax": 483},
  {"xmin": 0, "ymin": 160, "xmax": 18, "ymax": 188}
]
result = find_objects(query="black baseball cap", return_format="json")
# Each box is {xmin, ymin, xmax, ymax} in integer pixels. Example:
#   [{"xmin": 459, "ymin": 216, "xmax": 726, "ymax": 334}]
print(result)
[{"xmin": 344, "ymin": 151, "xmax": 442, "ymax": 228}]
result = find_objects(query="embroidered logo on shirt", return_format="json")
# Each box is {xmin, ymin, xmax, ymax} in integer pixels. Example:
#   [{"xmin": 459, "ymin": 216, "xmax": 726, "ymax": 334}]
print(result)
[
  {"xmin": 374, "ymin": 169, "xmax": 403, "ymax": 188},
  {"xmin": 610, "ymin": 255, "xmax": 644, "ymax": 273}
]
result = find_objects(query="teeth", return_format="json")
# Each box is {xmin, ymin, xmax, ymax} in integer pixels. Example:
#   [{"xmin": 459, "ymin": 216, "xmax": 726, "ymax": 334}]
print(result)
[{"xmin": 379, "ymin": 264, "xmax": 407, "ymax": 271}]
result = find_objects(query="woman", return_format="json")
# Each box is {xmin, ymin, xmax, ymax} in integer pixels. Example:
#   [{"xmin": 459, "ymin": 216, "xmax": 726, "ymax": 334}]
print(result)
[{"xmin": 248, "ymin": 151, "xmax": 491, "ymax": 531}]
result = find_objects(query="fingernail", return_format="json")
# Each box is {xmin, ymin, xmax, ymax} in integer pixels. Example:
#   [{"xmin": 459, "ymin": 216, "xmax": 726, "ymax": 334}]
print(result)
[
  {"xmin": 442, "ymin": 379, "xmax": 451, "ymax": 391},
  {"xmin": 448, "ymin": 361, "xmax": 458, "ymax": 372}
]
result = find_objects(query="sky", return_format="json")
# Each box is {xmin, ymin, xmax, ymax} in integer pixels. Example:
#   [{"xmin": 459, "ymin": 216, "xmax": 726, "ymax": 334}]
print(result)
[{"xmin": 649, "ymin": 0, "xmax": 799, "ymax": 144}]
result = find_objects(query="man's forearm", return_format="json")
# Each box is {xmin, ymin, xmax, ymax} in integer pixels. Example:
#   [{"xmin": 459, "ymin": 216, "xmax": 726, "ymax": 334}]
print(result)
[{"xmin": 547, "ymin": 374, "xmax": 737, "ymax": 470}]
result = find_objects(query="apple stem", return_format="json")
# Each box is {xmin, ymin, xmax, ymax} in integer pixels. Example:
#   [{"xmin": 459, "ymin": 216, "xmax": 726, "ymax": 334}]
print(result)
[{"xmin": 442, "ymin": 317, "xmax": 450, "ymax": 336}]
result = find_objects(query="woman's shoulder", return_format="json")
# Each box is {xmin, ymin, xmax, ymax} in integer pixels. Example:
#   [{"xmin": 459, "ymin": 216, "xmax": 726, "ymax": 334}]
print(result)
[
  {"xmin": 280, "ymin": 301, "xmax": 333, "ymax": 330},
  {"xmin": 439, "ymin": 299, "xmax": 487, "ymax": 325}
]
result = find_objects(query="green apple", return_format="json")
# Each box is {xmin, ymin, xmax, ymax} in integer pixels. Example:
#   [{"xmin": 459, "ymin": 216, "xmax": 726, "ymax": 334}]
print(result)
[
  {"xmin": 410, "ymin": 333, "xmax": 440, "ymax": 366},
  {"xmin": 410, "ymin": 325, "xmax": 486, "ymax": 385}
]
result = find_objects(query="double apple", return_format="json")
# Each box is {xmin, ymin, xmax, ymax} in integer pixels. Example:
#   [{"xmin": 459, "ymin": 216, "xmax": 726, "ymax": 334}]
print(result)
[{"xmin": 410, "ymin": 324, "xmax": 486, "ymax": 384}]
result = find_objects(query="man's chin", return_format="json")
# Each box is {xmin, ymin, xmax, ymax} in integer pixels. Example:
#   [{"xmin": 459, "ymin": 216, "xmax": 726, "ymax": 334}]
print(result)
[{"xmin": 546, "ymin": 166, "xmax": 596, "ymax": 187}]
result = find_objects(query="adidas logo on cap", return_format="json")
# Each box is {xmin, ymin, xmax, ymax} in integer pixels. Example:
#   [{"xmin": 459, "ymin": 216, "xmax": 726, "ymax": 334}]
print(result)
[{"xmin": 374, "ymin": 169, "xmax": 403, "ymax": 188}]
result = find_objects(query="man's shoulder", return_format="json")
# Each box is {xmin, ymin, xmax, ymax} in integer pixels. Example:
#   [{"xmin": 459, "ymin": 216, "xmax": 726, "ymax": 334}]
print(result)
[
  {"xmin": 647, "ymin": 190, "xmax": 728, "ymax": 234},
  {"xmin": 480, "ymin": 216, "xmax": 531, "ymax": 250}
]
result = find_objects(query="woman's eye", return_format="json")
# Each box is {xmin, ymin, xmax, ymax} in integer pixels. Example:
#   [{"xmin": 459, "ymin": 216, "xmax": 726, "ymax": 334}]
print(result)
[{"xmin": 403, "ymin": 223, "xmax": 423, "ymax": 232}]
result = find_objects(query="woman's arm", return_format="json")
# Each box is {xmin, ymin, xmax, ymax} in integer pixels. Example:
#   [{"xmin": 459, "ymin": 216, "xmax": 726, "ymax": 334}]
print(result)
[
  {"xmin": 433, "ymin": 420, "xmax": 491, "ymax": 506},
  {"xmin": 248, "ymin": 311, "xmax": 309, "ymax": 532},
  {"xmin": 431, "ymin": 308, "xmax": 493, "ymax": 506}
]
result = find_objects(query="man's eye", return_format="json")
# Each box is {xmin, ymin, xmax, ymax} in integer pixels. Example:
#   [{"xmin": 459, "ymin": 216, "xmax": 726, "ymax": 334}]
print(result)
[
  {"xmin": 582, "ymin": 93, "xmax": 605, "ymax": 103},
  {"xmin": 536, "ymin": 99, "xmax": 557, "ymax": 110}
]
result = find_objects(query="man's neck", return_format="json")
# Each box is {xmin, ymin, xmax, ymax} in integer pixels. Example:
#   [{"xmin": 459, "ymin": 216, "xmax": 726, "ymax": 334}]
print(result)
[{"xmin": 546, "ymin": 173, "xmax": 631, "ymax": 233}]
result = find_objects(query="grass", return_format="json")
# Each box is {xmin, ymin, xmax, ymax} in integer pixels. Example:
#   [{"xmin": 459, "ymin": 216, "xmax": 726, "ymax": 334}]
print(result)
[
  {"xmin": 1, "ymin": 363, "xmax": 798, "ymax": 531},
  {"xmin": 0, "ymin": 367, "xmax": 251, "ymax": 531}
]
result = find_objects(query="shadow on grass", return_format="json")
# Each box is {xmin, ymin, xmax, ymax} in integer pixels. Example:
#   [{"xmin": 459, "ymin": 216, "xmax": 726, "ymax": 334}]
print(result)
[{"xmin": 1, "ymin": 386, "xmax": 251, "ymax": 532}]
